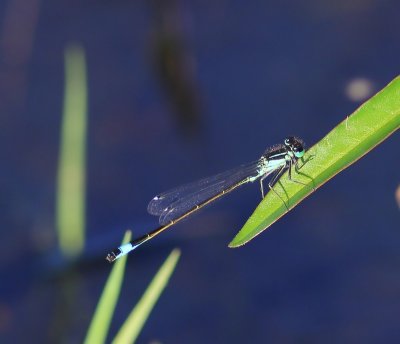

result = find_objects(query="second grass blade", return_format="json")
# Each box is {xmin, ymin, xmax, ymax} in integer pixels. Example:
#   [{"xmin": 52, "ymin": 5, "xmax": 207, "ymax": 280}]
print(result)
[{"xmin": 112, "ymin": 249, "xmax": 181, "ymax": 344}]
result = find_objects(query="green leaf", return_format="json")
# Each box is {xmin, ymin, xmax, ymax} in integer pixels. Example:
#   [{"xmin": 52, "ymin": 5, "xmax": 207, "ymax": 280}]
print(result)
[
  {"xmin": 112, "ymin": 249, "xmax": 181, "ymax": 344},
  {"xmin": 229, "ymin": 76, "xmax": 400, "ymax": 248},
  {"xmin": 84, "ymin": 231, "xmax": 132, "ymax": 344},
  {"xmin": 57, "ymin": 43, "xmax": 88, "ymax": 258}
]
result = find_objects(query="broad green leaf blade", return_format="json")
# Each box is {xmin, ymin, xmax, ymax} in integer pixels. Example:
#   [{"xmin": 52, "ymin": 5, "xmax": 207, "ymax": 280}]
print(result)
[
  {"xmin": 229, "ymin": 76, "xmax": 400, "ymax": 248},
  {"xmin": 112, "ymin": 249, "xmax": 181, "ymax": 344},
  {"xmin": 84, "ymin": 231, "xmax": 132, "ymax": 344},
  {"xmin": 56, "ymin": 43, "xmax": 88, "ymax": 258}
]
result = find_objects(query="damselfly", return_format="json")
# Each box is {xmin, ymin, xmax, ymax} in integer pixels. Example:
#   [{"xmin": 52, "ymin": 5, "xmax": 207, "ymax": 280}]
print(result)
[{"xmin": 106, "ymin": 136, "xmax": 306, "ymax": 263}]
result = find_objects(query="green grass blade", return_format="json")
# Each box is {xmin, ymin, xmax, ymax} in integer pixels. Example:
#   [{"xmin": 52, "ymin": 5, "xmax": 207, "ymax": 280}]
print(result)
[
  {"xmin": 56, "ymin": 43, "xmax": 88, "ymax": 258},
  {"xmin": 84, "ymin": 231, "xmax": 132, "ymax": 344},
  {"xmin": 112, "ymin": 249, "xmax": 181, "ymax": 344},
  {"xmin": 229, "ymin": 76, "xmax": 400, "ymax": 248}
]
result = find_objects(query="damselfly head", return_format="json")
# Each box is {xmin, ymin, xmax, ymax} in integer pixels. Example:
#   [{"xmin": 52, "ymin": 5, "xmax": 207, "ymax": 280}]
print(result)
[{"xmin": 284, "ymin": 136, "xmax": 305, "ymax": 158}]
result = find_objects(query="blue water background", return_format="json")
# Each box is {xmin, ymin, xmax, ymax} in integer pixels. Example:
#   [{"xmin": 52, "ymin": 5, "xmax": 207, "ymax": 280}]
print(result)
[{"xmin": 1, "ymin": 1, "xmax": 400, "ymax": 343}]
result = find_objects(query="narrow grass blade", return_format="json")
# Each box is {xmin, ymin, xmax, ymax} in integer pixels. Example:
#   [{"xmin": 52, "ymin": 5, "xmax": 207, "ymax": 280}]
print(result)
[
  {"xmin": 112, "ymin": 249, "xmax": 181, "ymax": 344},
  {"xmin": 84, "ymin": 231, "xmax": 132, "ymax": 344},
  {"xmin": 230, "ymin": 76, "xmax": 400, "ymax": 247},
  {"xmin": 56, "ymin": 43, "xmax": 88, "ymax": 258}
]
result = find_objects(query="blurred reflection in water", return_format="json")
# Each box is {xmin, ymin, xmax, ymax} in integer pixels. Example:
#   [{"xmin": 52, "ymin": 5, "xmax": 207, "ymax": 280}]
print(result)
[{"xmin": 149, "ymin": 0, "xmax": 202, "ymax": 136}]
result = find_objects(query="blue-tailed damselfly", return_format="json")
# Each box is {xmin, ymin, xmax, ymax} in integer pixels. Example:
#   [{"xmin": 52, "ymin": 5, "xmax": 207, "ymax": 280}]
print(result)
[{"xmin": 106, "ymin": 136, "xmax": 306, "ymax": 262}]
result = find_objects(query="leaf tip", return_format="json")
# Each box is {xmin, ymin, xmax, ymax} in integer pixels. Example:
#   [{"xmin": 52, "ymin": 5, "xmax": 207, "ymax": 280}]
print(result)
[{"xmin": 228, "ymin": 236, "xmax": 247, "ymax": 248}]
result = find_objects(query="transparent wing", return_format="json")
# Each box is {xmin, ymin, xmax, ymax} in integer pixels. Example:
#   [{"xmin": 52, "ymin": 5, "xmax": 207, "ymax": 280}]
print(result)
[{"xmin": 147, "ymin": 160, "xmax": 264, "ymax": 225}]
